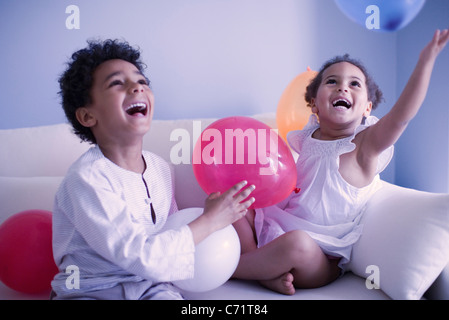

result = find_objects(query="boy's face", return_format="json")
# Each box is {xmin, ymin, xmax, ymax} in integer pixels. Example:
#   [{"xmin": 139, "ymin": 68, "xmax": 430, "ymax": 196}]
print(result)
[
  {"xmin": 76, "ymin": 59, "xmax": 154, "ymax": 146},
  {"xmin": 312, "ymin": 62, "xmax": 372, "ymax": 129}
]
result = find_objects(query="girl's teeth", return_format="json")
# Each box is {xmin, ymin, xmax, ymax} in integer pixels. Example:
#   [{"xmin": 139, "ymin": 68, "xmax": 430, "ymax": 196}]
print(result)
[{"xmin": 332, "ymin": 99, "xmax": 351, "ymax": 108}]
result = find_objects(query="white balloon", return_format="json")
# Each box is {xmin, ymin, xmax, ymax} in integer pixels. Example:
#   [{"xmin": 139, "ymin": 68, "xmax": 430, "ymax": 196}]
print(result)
[{"xmin": 162, "ymin": 207, "xmax": 241, "ymax": 292}]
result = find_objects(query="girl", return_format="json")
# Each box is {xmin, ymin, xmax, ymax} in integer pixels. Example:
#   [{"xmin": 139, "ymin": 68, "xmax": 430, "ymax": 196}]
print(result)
[{"xmin": 232, "ymin": 28, "xmax": 449, "ymax": 295}]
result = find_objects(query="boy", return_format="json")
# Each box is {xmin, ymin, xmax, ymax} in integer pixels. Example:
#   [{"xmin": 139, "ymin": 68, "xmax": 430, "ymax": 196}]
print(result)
[{"xmin": 51, "ymin": 39, "xmax": 255, "ymax": 300}]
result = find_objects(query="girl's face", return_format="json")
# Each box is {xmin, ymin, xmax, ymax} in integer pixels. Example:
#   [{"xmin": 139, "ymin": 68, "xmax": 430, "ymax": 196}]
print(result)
[
  {"xmin": 76, "ymin": 59, "xmax": 154, "ymax": 146},
  {"xmin": 312, "ymin": 62, "xmax": 372, "ymax": 131}
]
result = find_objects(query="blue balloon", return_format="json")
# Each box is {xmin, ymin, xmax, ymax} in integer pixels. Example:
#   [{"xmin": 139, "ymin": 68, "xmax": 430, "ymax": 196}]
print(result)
[{"xmin": 334, "ymin": 0, "xmax": 426, "ymax": 32}]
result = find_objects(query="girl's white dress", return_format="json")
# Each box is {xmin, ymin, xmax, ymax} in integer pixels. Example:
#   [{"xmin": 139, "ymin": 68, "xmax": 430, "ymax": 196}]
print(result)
[{"xmin": 254, "ymin": 114, "xmax": 393, "ymax": 270}]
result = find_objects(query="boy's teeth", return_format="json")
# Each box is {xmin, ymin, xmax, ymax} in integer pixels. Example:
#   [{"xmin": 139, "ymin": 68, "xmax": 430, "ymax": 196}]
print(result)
[
  {"xmin": 126, "ymin": 103, "xmax": 147, "ymax": 115},
  {"xmin": 126, "ymin": 103, "xmax": 146, "ymax": 110}
]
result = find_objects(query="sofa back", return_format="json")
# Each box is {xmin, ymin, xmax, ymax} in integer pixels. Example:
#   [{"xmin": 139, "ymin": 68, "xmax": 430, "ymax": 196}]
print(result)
[{"xmin": 0, "ymin": 113, "xmax": 277, "ymax": 224}]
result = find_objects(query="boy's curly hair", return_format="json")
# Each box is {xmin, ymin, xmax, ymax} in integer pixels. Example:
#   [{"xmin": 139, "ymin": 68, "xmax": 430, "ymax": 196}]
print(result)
[
  {"xmin": 59, "ymin": 39, "xmax": 148, "ymax": 144},
  {"xmin": 305, "ymin": 54, "xmax": 384, "ymax": 111}
]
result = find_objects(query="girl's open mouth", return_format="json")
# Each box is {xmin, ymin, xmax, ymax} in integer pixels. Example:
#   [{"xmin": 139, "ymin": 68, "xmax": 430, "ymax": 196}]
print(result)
[{"xmin": 332, "ymin": 98, "xmax": 352, "ymax": 109}]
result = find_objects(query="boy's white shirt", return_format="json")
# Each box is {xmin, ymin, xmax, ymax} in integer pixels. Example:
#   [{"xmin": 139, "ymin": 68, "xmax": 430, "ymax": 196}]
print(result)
[{"xmin": 51, "ymin": 145, "xmax": 195, "ymax": 295}]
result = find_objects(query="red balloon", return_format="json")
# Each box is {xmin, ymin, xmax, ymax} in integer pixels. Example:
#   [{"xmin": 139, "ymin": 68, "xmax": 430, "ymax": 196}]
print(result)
[
  {"xmin": 193, "ymin": 116, "xmax": 297, "ymax": 209},
  {"xmin": 0, "ymin": 210, "xmax": 59, "ymax": 294}
]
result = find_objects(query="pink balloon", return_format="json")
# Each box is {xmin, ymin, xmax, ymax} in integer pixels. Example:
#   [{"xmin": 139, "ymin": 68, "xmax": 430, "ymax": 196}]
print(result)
[
  {"xmin": 0, "ymin": 210, "xmax": 58, "ymax": 294},
  {"xmin": 193, "ymin": 116, "xmax": 297, "ymax": 209}
]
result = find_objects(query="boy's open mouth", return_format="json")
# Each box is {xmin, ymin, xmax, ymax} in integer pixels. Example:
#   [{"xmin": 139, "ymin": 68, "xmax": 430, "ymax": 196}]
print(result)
[
  {"xmin": 332, "ymin": 98, "xmax": 352, "ymax": 109},
  {"xmin": 125, "ymin": 102, "xmax": 148, "ymax": 116}
]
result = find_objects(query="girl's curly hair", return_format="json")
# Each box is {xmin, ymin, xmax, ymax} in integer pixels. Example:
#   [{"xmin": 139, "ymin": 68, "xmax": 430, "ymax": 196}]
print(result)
[
  {"xmin": 58, "ymin": 39, "xmax": 148, "ymax": 144},
  {"xmin": 305, "ymin": 54, "xmax": 384, "ymax": 111}
]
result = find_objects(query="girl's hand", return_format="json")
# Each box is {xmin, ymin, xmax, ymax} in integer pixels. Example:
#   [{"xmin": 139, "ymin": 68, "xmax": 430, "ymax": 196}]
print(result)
[
  {"xmin": 420, "ymin": 28, "xmax": 449, "ymax": 62},
  {"xmin": 188, "ymin": 181, "xmax": 255, "ymax": 245}
]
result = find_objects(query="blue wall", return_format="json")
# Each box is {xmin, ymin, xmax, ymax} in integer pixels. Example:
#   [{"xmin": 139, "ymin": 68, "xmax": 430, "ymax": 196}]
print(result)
[
  {"xmin": 0, "ymin": 0, "xmax": 396, "ymax": 127},
  {"xmin": 1, "ymin": 0, "xmax": 448, "ymax": 191},
  {"xmin": 395, "ymin": 0, "xmax": 449, "ymax": 193}
]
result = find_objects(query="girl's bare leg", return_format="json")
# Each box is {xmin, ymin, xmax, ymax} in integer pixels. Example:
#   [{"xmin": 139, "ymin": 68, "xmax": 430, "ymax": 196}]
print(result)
[
  {"xmin": 232, "ymin": 211, "xmax": 340, "ymax": 295},
  {"xmin": 259, "ymin": 272, "xmax": 296, "ymax": 295}
]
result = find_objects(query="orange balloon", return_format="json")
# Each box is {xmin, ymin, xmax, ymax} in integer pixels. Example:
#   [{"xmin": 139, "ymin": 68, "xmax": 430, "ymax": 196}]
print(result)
[{"xmin": 276, "ymin": 67, "xmax": 318, "ymax": 142}]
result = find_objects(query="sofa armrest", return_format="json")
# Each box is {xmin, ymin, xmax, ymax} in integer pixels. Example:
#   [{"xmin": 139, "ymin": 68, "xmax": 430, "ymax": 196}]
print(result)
[
  {"xmin": 348, "ymin": 181, "xmax": 449, "ymax": 300},
  {"xmin": 425, "ymin": 261, "xmax": 449, "ymax": 300}
]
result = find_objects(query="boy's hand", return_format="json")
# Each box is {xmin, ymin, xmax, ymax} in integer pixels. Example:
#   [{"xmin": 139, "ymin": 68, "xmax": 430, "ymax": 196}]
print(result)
[
  {"xmin": 188, "ymin": 181, "xmax": 255, "ymax": 245},
  {"xmin": 203, "ymin": 180, "xmax": 255, "ymax": 229},
  {"xmin": 420, "ymin": 28, "xmax": 449, "ymax": 62}
]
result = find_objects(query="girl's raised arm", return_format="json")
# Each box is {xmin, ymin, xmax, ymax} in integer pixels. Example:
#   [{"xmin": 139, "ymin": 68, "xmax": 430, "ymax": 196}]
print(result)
[{"xmin": 362, "ymin": 28, "xmax": 449, "ymax": 158}]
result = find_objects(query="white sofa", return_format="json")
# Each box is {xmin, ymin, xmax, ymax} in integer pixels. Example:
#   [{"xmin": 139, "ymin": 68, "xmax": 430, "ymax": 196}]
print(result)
[{"xmin": 1, "ymin": 113, "xmax": 449, "ymax": 300}]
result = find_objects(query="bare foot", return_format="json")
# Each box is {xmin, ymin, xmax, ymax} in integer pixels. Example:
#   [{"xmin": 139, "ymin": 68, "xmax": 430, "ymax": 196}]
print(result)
[{"xmin": 259, "ymin": 272, "xmax": 295, "ymax": 295}]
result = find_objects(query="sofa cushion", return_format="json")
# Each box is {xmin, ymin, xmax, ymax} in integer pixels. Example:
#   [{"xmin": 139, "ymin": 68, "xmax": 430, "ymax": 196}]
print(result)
[
  {"xmin": 348, "ymin": 182, "xmax": 449, "ymax": 300},
  {"xmin": 182, "ymin": 273, "xmax": 389, "ymax": 300}
]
